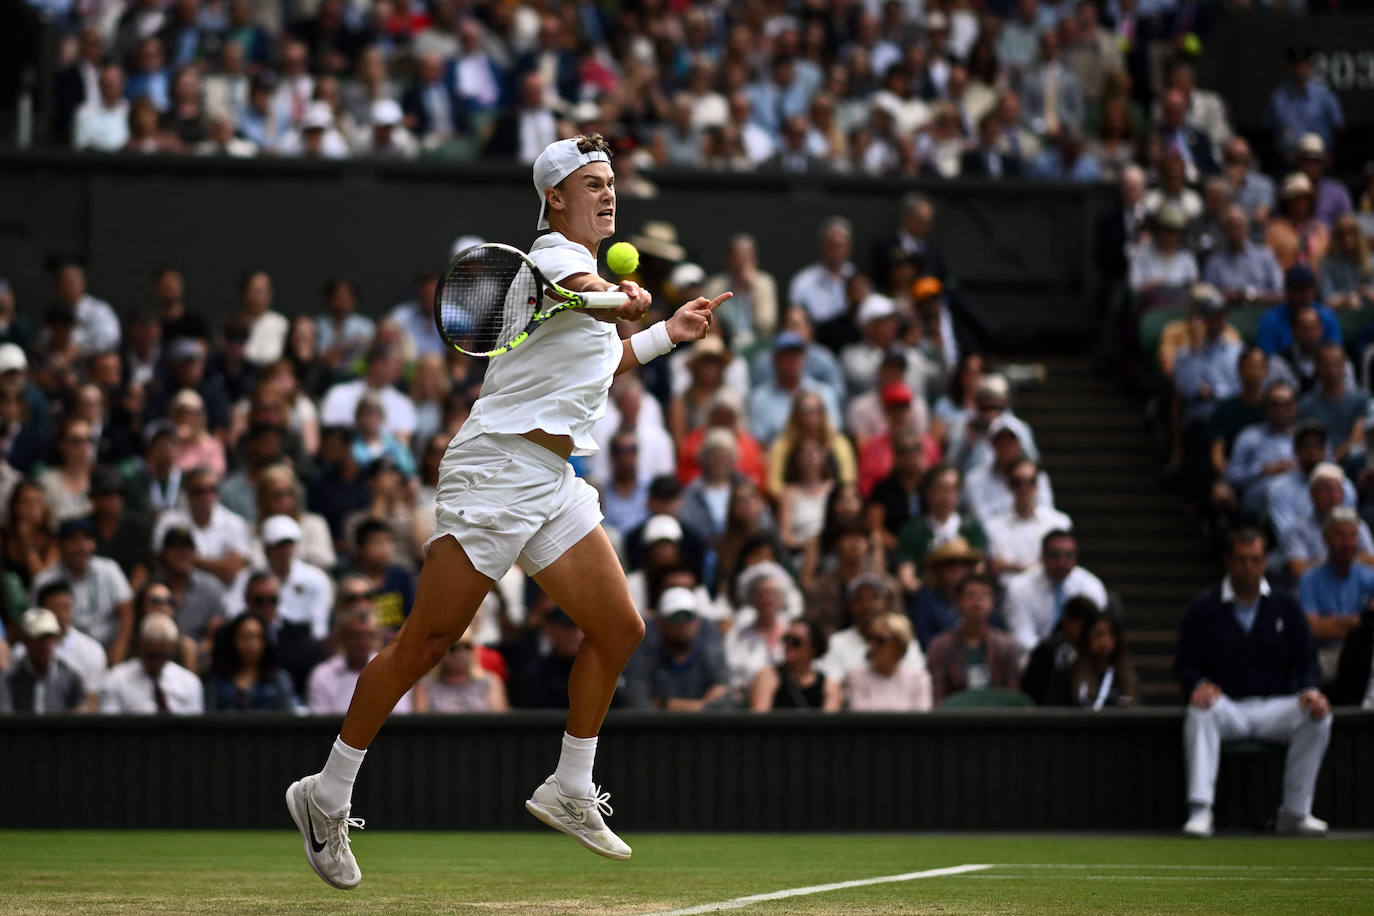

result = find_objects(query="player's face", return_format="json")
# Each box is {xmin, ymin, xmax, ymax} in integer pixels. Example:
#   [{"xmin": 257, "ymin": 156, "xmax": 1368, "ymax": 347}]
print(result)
[{"xmin": 556, "ymin": 161, "xmax": 616, "ymax": 242}]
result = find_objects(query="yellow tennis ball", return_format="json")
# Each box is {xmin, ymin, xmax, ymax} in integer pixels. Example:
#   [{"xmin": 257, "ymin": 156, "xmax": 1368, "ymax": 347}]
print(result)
[{"xmin": 607, "ymin": 241, "xmax": 640, "ymax": 276}]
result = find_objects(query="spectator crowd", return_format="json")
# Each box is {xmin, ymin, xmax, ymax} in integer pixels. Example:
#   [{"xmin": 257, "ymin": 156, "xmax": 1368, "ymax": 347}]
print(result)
[{"xmin": 1, "ymin": 176, "xmax": 1158, "ymax": 717}]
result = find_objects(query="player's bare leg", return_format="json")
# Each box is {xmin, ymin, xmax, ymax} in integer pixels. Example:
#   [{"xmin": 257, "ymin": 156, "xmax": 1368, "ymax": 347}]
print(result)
[
  {"xmin": 524, "ymin": 524, "xmax": 644, "ymax": 859},
  {"xmin": 287, "ymin": 535, "xmax": 492, "ymax": 888}
]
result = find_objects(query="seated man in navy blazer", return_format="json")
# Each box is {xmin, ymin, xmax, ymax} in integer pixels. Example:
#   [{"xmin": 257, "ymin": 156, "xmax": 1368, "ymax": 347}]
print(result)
[{"xmin": 1175, "ymin": 527, "xmax": 1331, "ymax": 837}]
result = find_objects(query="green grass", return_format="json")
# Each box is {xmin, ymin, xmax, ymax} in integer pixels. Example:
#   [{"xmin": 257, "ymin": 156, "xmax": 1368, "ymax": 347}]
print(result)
[{"xmin": 1, "ymin": 831, "xmax": 1370, "ymax": 914}]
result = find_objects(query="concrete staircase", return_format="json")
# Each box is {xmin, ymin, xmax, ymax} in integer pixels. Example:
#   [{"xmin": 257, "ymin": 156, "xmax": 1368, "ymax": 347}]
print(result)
[{"xmin": 1010, "ymin": 356, "xmax": 1216, "ymax": 704}]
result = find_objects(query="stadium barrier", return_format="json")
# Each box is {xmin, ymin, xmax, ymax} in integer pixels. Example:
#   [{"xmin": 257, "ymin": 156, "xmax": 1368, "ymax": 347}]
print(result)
[
  {"xmin": 2, "ymin": 708, "xmax": 1370, "ymax": 831},
  {"xmin": 0, "ymin": 152, "xmax": 1115, "ymax": 348}
]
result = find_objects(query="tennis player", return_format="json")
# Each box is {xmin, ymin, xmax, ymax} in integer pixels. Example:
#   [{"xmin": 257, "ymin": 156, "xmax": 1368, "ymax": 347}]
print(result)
[{"xmin": 287, "ymin": 133, "xmax": 730, "ymax": 889}]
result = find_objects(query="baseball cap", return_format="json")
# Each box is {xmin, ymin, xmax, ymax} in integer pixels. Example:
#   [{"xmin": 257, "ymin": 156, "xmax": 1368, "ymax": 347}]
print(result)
[
  {"xmin": 451, "ymin": 234, "xmax": 484, "ymax": 257},
  {"xmin": 262, "ymin": 514, "xmax": 302, "ymax": 546},
  {"xmin": 533, "ymin": 138, "xmax": 611, "ymax": 231},
  {"xmin": 21, "ymin": 607, "xmax": 61, "ymax": 640},
  {"xmin": 858, "ymin": 294, "xmax": 898, "ymax": 325},
  {"xmin": 846, "ymin": 572, "xmax": 892, "ymax": 598},
  {"xmin": 658, "ymin": 586, "xmax": 699, "ymax": 619},
  {"xmin": 1191, "ymin": 283, "xmax": 1225, "ymax": 316},
  {"xmin": 0, "ymin": 343, "xmax": 27, "ymax": 374},
  {"xmin": 1155, "ymin": 203, "xmax": 1188, "ymax": 232},
  {"xmin": 57, "ymin": 517, "xmax": 97, "ymax": 540},
  {"xmin": 773, "ymin": 331, "xmax": 806, "ymax": 353},
  {"xmin": 1309, "ymin": 462, "xmax": 1345, "ymax": 485},
  {"xmin": 1281, "ymin": 172, "xmax": 1314, "ymax": 199},
  {"xmin": 880, "ymin": 381, "xmax": 913, "ymax": 407},
  {"xmin": 643, "ymin": 514, "xmax": 683, "ymax": 545},
  {"xmin": 911, "ymin": 276, "xmax": 942, "ymax": 300},
  {"xmin": 168, "ymin": 337, "xmax": 206, "ymax": 364},
  {"xmin": 301, "ymin": 101, "xmax": 334, "ymax": 131},
  {"xmin": 988, "ymin": 415, "xmax": 1020, "ymax": 441},
  {"xmin": 1293, "ymin": 417, "xmax": 1328, "ymax": 446},
  {"xmin": 1285, "ymin": 263, "xmax": 1317, "ymax": 290},
  {"xmin": 669, "ymin": 262, "xmax": 706, "ymax": 290},
  {"xmin": 143, "ymin": 419, "xmax": 176, "ymax": 448},
  {"xmin": 370, "ymin": 98, "xmax": 403, "ymax": 127},
  {"xmin": 1297, "ymin": 133, "xmax": 1327, "ymax": 159}
]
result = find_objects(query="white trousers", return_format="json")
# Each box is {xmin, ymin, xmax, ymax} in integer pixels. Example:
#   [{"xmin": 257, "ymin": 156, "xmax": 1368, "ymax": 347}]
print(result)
[{"xmin": 1184, "ymin": 695, "xmax": 1331, "ymax": 816}]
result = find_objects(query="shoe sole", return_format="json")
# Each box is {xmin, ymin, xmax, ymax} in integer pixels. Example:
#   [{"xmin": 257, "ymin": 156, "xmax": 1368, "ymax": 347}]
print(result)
[
  {"xmin": 285, "ymin": 780, "xmax": 361, "ymax": 890},
  {"xmin": 525, "ymin": 800, "xmax": 632, "ymax": 861}
]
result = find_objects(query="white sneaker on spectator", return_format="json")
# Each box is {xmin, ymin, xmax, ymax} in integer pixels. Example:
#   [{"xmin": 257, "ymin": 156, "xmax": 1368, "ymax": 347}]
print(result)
[
  {"xmin": 1182, "ymin": 809, "xmax": 1214, "ymax": 838},
  {"xmin": 286, "ymin": 774, "xmax": 365, "ymax": 889},
  {"xmin": 525, "ymin": 775, "xmax": 632, "ymax": 861},
  {"xmin": 1276, "ymin": 811, "xmax": 1328, "ymax": 836}
]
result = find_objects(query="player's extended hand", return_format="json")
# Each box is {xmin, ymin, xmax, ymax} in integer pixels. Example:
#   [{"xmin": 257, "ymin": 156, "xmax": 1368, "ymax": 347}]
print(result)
[
  {"xmin": 1299, "ymin": 689, "xmax": 1331, "ymax": 720},
  {"xmin": 666, "ymin": 291, "xmax": 733, "ymax": 344},
  {"xmin": 1190, "ymin": 681, "xmax": 1222, "ymax": 709}
]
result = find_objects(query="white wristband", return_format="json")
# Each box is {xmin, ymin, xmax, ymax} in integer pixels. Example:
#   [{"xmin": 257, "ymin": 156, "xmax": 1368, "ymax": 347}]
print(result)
[{"xmin": 630, "ymin": 321, "xmax": 675, "ymax": 364}]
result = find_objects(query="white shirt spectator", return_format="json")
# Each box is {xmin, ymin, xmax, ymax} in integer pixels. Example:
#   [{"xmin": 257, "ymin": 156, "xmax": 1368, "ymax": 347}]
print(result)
[
  {"xmin": 964, "ymin": 466, "xmax": 1055, "ymax": 523},
  {"xmin": 226, "ymin": 559, "xmax": 334, "ymax": 640},
  {"xmin": 984, "ymin": 505, "xmax": 1074, "ymax": 580},
  {"xmin": 307, "ymin": 653, "xmax": 414, "ymax": 714},
  {"xmin": 740, "ymin": 121, "xmax": 776, "ymax": 164},
  {"xmin": 31, "ymin": 557, "xmax": 132, "ymax": 649},
  {"xmin": 587, "ymin": 394, "xmax": 677, "ymax": 488},
  {"xmin": 248, "ymin": 513, "xmax": 337, "ymax": 571},
  {"xmin": 788, "ymin": 262, "xmax": 855, "ymax": 324},
  {"xmin": 818, "ymin": 626, "xmax": 926, "ymax": 682},
  {"xmin": 73, "ymin": 294, "xmax": 121, "ymax": 356},
  {"xmin": 99, "ymin": 658, "xmax": 205, "ymax": 714},
  {"xmin": 73, "ymin": 99, "xmax": 130, "ymax": 151},
  {"xmin": 11, "ymin": 625, "xmax": 108, "ymax": 691},
  {"xmin": 244, "ymin": 310, "xmax": 289, "ymax": 366},
  {"xmin": 723, "ymin": 622, "xmax": 784, "ymax": 692},
  {"xmin": 1004, "ymin": 564, "xmax": 1109, "ymax": 653},
  {"xmin": 319, "ymin": 379, "xmax": 419, "ymax": 440},
  {"xmin": 153, "ymin": 504, "xmax": 254, "ymax": 562}
]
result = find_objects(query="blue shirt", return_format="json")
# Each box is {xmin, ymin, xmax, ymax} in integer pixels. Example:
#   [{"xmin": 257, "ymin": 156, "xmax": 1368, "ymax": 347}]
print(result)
[
  {"xmin": 1267, "ymin": 467, "xmax": 1356, "ymax": 534},
  {"xmin": 1298, "ymin": 561, "xmax": 1374, "ymax": 628},
  {"xmin": 1028, "ymin": 151, "xmax": 1102, "ymax": 183},
  {"xmin": 1256, "ymin": 303, "xmax": 1341, "ymax": 355},
  {"xmin": 1268, "ymin": 80, "xmax": 1344, "ymax": 157},
  {"xmin": 1280, "ymin": 515, "xmax": 1374, "ymax": 566},
  {"xmin": 1174, "ymin": 337, "xmax": 1242, "ymax": 424},
  {"xmin": 1226, "ymin": 422, "xmax": 1295, "ymax": 495},
  {"xmin": 1299, "ymin": 388, "xmax": 1370, "ymax": 450},
  {"xmin": 1202, "ymin": 243, "xmax": 1283, "ymax": 299}
]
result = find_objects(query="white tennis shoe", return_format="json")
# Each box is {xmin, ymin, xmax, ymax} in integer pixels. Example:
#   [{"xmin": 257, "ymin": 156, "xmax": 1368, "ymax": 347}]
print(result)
[
  {"xmin": 525, "ymin": 776, "xmax": 632, "ymax": 860},
  {"xmin": 286, "ymin": 774, "xmax": 365, "ymax": 889},
  {"xmin": 1182, "ymin": 809, "xmax": 1214, "ymax": 838},
  {"xmin": 1276, "ymin": 811, "xmax": 1328, "ymax": 836}
]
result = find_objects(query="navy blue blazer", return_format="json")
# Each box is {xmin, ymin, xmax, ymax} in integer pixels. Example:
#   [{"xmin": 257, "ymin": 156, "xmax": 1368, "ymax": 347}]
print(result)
[{"xmin": 1175, "ymin": 581, "xmax": 1320, "ymax": 699}]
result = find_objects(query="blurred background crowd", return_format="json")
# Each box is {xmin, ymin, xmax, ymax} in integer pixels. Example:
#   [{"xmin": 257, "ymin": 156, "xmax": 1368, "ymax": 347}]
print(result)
[{"xmin": 3, "ymin": 0, "xmax": 1374, "ymax": 718}]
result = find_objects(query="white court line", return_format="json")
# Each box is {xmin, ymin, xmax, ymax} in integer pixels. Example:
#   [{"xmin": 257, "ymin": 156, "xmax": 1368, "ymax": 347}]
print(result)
[
  {"xmin": 991, "ymin": 864, "xmax": 1374, "ymax": 872},
  {"xmin": 638, "ymin": 863, "xmax": 993, "ymax": 916},
  {"xmin": 967, "ymin": 875, "xmax": 1374, "ymax": 882}
]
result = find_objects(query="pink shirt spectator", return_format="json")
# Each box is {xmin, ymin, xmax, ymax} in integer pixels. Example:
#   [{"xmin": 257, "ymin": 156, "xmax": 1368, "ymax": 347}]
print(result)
[
  {"xmin": 175, "ymin": 433, "xmax": 227, "ymax": 477},
  {"xmin": 307, "ymin": 653, "xmax": 414, "ymax": 714},
  {"xmin": 845, "ymin": 664, "xmax": 933, "ymax": 711}
]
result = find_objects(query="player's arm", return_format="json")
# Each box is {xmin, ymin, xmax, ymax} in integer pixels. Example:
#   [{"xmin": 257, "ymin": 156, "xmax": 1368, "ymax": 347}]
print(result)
[
  {"xmin": 615, "ymin": 292, "xmax": 734, "ymax": 377},
  {"xmin": 557, "ymin": 272, "xmax": 652, "ymax": 326}
]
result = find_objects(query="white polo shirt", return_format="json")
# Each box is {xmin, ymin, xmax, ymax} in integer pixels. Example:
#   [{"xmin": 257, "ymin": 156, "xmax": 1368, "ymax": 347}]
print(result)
[
  {"xmin": 99, "ymin": 659, "xmax": 205, "ymax": 714},
  {"xmin": 455, "ymin": 231, "xmax": 621, "ymax": 456},
  {"xmin": 153, "ymin": 503, "xmax": 254, "ymax": 560},
  {"xmin": 1004, "ymin": 565, "xmax": 1109, "ymax": 653},
  {"xmin": 226, "ymin": 558, "xmax": 334, "ymax": 640}
]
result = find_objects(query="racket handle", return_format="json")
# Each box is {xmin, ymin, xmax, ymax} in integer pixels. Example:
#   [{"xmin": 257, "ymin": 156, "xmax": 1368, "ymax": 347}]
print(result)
[{"xmin": 579, "ymin": 291, "xmax": 630, "ymax": 309}]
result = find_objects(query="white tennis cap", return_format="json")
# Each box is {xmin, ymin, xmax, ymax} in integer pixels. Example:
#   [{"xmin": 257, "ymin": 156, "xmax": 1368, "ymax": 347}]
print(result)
[
  {"xmin": 533, "ymin": 138, "xmax": 611, "ymax": 231},
  {"xmin": 262, "ymin": 514, "xmax": 302, "ymax": 546}
]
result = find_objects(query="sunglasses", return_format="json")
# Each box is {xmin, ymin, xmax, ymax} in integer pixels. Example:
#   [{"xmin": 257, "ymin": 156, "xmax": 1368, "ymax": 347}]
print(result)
[
  {"xmin": 867, "ymin": 634, "xmax": 892, "ymax": 646},
  {"xmin": 190, "ymin": 485, "xmax": 218, "ymax": 495},
  {"xmin": 1010, "ymin": 476, "xmax": 1036, "ymax": 488},
  {"xmin": 249, "ymin": 594, "xmax": 280, "ymax": 606},
  {"xmin": 1045, "ymin": 549, "xmax": 1076, "ymax": 560},
  {"xmin": 341, "ymin": 591, "xmax": 372, "ymax": 603},
  {"xmin": 666, "ymin": 611, "xmax": 697, "ymax": 625},
  {"xmin": 145, "ymin": 595, "xmax": 174, "ymax": 606},
  {"xmin": 782, "ymin": 634, "xmax": 809, "ymax": 649}
]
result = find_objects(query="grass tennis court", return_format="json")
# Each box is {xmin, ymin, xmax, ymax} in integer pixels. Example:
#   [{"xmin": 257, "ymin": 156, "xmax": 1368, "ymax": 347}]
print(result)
[{"xmin": 3, "ymin": 831, "xmax": 1369, "ymax": 914}]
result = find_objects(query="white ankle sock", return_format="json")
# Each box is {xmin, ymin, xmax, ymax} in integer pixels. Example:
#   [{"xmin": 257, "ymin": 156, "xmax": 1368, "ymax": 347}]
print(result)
[
  {"xmin": 1189, "ymin": 803, "xmax": 1210, "ymax": 818},
  {"xmin": 555, "ymin": 732, "xmax": 598, "ymax": 798},
  {"xmin": 314, "ymin": 736, "xmax": 367, "ymax": 816}
]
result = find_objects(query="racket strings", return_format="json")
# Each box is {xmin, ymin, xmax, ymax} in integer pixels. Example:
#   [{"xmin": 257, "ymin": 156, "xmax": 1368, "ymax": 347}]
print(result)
[{"xmin": 436, "ymin": 247, "xmax": 540, "ymax": 355}]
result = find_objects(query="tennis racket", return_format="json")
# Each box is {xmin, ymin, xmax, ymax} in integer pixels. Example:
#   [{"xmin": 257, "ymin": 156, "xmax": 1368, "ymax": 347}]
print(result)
[{"xmin": 433, "ymin": 242, "xmax": 628, "ymax": 358}]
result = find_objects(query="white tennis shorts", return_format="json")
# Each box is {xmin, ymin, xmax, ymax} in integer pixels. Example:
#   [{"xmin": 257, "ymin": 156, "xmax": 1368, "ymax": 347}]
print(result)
[{"xmin": 427, "ymin": 433, "xmax": 603, "ymax": 580}]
